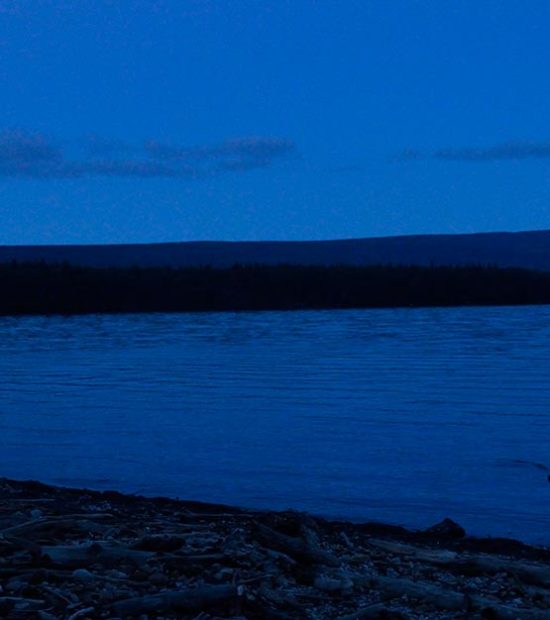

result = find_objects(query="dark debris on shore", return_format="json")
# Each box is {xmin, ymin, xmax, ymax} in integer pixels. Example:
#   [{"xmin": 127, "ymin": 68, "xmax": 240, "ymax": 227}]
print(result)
[{"xmin": 1, "ymin": 478, "xmax": 549, "ymax": 620}]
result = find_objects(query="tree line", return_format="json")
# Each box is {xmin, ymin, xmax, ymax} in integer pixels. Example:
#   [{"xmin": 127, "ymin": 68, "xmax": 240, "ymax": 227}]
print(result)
[{"xmin": 2, "ymin": 261, "xmax": 550, "ymax": 316}]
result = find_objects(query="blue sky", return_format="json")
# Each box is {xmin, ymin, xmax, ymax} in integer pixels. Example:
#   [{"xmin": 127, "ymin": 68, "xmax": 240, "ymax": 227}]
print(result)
[{"xmin": 1, "ymin": 0, "xmax": 550, "ymax": 244}]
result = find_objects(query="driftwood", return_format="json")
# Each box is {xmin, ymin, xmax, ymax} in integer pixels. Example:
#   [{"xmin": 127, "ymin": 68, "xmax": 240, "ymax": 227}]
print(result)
[
  {"xmin": 162, "ymin": 553, "xmax": 231, "ymax": 570},
  {"xmin": 37, "ymin": 612, "xmax": 59, "ymax": 620},
  {"xmin": 1, "ymin": 477, "xmax": 549, "ymax": 619},
  {"xmin": 3, "ymin": 498, "xmax": 56, "ymax": 503},
  {"xmin": 0, "ymin": 596, "xmax": 46, "ymax": 609},
  {"xmin": 2, "ymin": 534, "xmax": 41, "ymax": 553},
  {"xmin": 370, "ymin": 575, "xmax": 550, "ymax": 620},
  {"xmin": 66, "ymin": 607, "xmax": 95, "ymax": 620},
  {"xmin": 244, "ymin": 602, "xmax": 298, "ymax": 620},
  {"xmin": 335, "ymin": 603, "xmax": 409, "ymax": 620},
  {"xmin": 368, "ymin": 538, "xmax": 550, "ymax": 586},
  {"xmin": 132, "ymin": 534, "xmax": 186, "ymax": 551},
  {"xmin": 40, "ymin": 542, "xmax": 154, "ymax": 567},
  {"xmin": 39, "ymin": 583, "xmax": 73, "ymax": 604},
  {"xmin": 1, "ymin": 513, "xmax": 113, "ymax": 536},
  {"xmin": 257, "ymin": 523, "xmax": 339, "ymax": 566},
  {"xmin": 258, "ymin": 585, "xmax": 301, "ymax": 608},
  {"xmin": 111, "ymin": 584, "xmax": 239, "ymax": 616}
]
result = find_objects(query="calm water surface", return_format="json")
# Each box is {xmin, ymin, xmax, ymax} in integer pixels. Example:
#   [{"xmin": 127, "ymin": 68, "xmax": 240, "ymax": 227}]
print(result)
[{"xmin": 1, "ymin": 306, "xmax": 550, "ymax": 543}]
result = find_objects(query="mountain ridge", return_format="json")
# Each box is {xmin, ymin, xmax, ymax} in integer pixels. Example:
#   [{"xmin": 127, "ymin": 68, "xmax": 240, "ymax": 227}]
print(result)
[{"xmin": 2, "ymin": 229, "xmax": 550, "ymax": 271}]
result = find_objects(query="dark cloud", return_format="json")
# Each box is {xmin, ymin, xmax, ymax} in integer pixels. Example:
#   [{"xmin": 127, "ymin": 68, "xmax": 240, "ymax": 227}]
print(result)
[
  {"xmin": 0, "ymin": 130, "xmax": 62, "ymax": 165},
  {"xmin": 396, "ymin": 141, "xmax": 550, "ymax": 163},
  {"xmin": 434, "ymin": 142, "xmax": 550, "ymax": 162},
  {"xmin": 214, "ymin": 137, "xmax": 294, "ymax": 159},
  {"xmin": 64, "ymin": 160, "xmax": 200, "ymax": 179},
  {"xmin": 0, "ymin": 130, "xmax": 295, "ymax": 179},
  {"xmin": 390, "ymin": 149, "xmax": 425, "ymax": 163},
  {"xmin": 217, "ymin": 158, "xmax": 272, "ymax": 172},
  {"xmin": 144, "ymin": 136, "xmax": 294, "ymax": 163},
  {"xmin": 82, "ymin": 135, "xmax": 138, "ymax": 158}
]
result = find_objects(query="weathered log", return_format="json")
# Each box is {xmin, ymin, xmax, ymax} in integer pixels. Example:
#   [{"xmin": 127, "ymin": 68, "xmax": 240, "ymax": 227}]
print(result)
[
  {"xmin": 264, "ymin": 548, "xmax": 297, "ymax": 565},
  {"xmin": 247, "ymin": 587, "xmax": 305, "ymax": 619},
  {"xmin": 258, "ymin": 585, "xmax": 301, "ymax": 608},
  {"xmin": 369, "ymin": 575, "xmax": 469, "ymax": 609},
  {"xmin": 132, "ymin": 534, "xmax": 185, "ymax": 551},
  {"xmin": 37, "ymin": 611, "xmax": 58, "ymax": 620},
  {"xmin": 335, "ymin": 603, "xmax": 409, "ymax": 620},
  {"xmin": 162, "ymin": 552, "xmax": 229, "ymax": 569},
  {"xmin": 180, "ymin": 511, "xmax": 258, "ymax": 520},
  {"xmin": 111, "ymin": 584, "xmax": 239, "ymax": 616},
  {"xmin": 39, "ymin": 584, "xmax": 73, "ymax": 604},
  {"xmin": 368, "ymin": 575, "xmax": 550, "ymax": 620},
  {"xmin": 2, "ymin": 476, "xmax": 549, "ymax": 620},
  {"xmin": 40, "ymin": 542, "xmax": 154, "ymax": 567},
  {"xmin": 4, "ymin": 498, "xmax": 56, "ymax": 503},
  {"xmin": 2, "ymin": 534, "xmax": 41, "ymax": 554},
  {"xmin": 244, "ymin": 601, "xmax": 299, "ymax": 619},
  {"xmin": 0, "ymin": 596, "xmax": 46, "ymax": 610},
  {"xmin": 257, "ymin": 523, "xmax": 339, "ymax": 567},
  {"xmin": 0, "ymin": 513, "xmax": 113, "ymax": 536},
  {"xmin": 368, "ymin": 538, "xmax": 550, "ymax": 587},
  {"xmin": 66, "ymin": 606, "xmax": 95, "ymax": 620}
]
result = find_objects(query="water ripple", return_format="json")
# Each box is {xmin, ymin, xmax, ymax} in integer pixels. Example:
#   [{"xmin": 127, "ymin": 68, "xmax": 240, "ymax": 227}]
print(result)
[{"xmin": 1, "ymin": 305, "xmax": 550, "ymax": 542}]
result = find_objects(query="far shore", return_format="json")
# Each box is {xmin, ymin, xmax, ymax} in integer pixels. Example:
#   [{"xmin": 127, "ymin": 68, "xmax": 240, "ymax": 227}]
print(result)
[
  {"xmin": 1, "ymin": 476, "xmax": 549, "ymax": 619},
  {"xmin": 4, "ymin": 262, "xmax": 550, "ymax": 317}
]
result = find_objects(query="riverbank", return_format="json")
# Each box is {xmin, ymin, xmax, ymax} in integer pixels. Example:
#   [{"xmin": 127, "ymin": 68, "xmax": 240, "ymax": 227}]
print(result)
[{"xmin": 1, "ymin": 478, "xmax": 549, "ymax": 619}]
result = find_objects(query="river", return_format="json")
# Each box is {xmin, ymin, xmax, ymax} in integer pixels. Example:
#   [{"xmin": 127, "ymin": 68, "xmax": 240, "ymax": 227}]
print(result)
[{"xmin": 1, "ymin": 305, "xmax": 549, "ymax": 543}]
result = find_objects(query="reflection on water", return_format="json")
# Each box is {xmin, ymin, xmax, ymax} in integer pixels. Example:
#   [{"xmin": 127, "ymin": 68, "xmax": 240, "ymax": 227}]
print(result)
[{"xmin": 1, "ymin": 306, "xmax": 550, "ymax": 543}]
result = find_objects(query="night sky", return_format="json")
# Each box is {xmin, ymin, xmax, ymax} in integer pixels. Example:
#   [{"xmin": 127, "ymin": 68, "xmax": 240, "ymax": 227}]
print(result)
[{"xmin": 1, "ymin": 0, "xmax": 550, "ymax": 245}]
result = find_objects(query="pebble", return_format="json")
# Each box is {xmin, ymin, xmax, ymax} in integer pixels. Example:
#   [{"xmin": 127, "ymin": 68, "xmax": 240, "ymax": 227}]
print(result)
[
  {"xmin": 148, "ymin": 571, "xmax": 168, "ymax": 586},
  {"xmin": 72, "ymin": 568, "xmax": 95, "ymax": 583},
  {"xmin": 214, "ymin": 567, "xmax": 234, "ymax": 581},
  {"xmin": 107, "ymin": 569, "xmax": 129, "ymax": 580},
  {"xmin": 314, "ymin": 575, "xmax": 346, "ymax": 592},
  {"xmin": 1, "ymin": 478, "xmax": 547, "ymax": 620},
  {"xmin": 6, "ymin": 579, "xmax": 25, "ymax": 592},
  {"xmin": 38, "ymin": 612, "xmax": 58, "ymax": 620}
]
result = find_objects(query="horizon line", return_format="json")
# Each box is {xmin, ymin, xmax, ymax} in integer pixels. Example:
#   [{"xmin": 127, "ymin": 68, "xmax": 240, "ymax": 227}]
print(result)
[{"xmin": 2, "ymin": 227, "xmax": 550, "ymax": 248}]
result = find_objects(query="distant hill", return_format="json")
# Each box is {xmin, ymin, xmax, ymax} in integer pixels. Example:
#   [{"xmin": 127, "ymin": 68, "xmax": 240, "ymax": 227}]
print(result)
[{"xmin": 2, "ymin": 230, "xmax": 550, "ymax": 271}]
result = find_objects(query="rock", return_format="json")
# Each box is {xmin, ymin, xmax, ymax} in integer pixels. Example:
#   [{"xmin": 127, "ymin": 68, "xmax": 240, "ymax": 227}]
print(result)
[
  {"xmin": 107, "ymin": 569, "xmax": 129, "ymax": 580},
  {"xmin": 133, "ymin": 535, "xmax": 185, "ymax": 552},
  {"xmin": 1, "ymin": 476, "xmax": 547, "ymax": 620},
  {"xmin": 38, "ymin": 612, "xmax": 59, "ymax": 620},
  {"xmin": 214, "ymin": 567, "xmax": 234, "ymax": 581},
  {"xmin": 30, "ymin": 508, "xmax": 43, "ymax": 520},
  {"xmin": 424, "ymin": 518, "xmax": 466, "ymax": 538},
  {"xmin": 148, "ymin": 571, "xmax": 169, "ymax": 586},
  {"xmin": 314, "ymin": 575, "xmax": 347, "ymax": 592},
  {"xmin": 72, "ymin": 568, "xmax": 95, "ymax": 583},
  {"xmin": 5, "ymin": 578, "xmax": 25, "ymax": 593}
]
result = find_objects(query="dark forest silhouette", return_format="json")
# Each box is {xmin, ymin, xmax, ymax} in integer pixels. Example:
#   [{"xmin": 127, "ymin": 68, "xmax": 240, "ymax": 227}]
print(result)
[{"xmin": 2, "ymin": 261, "xmax": 550, "ymax": 316}]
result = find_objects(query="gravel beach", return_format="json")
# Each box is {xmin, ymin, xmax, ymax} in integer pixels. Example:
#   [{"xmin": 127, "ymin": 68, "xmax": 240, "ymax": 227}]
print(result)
[{"xmin": 1, "ymin": 477, "xmax": 549, "ymax": 619}]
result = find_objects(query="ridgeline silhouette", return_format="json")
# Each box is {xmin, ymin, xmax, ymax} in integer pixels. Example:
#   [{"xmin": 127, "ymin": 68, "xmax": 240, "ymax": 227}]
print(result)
[
  {"xmin": 2, "ymin": 261, "xmax": 550, "ymax": 316},
  {"xmin": 3, "ymin": 230, "xmax": 550, "ymax": 270}
]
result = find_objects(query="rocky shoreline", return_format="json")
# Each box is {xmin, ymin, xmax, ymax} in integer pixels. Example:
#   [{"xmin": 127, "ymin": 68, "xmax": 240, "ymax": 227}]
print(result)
[{"xmin": 1, "ymin": 478, "xmax": 549, "ymax": 619}]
